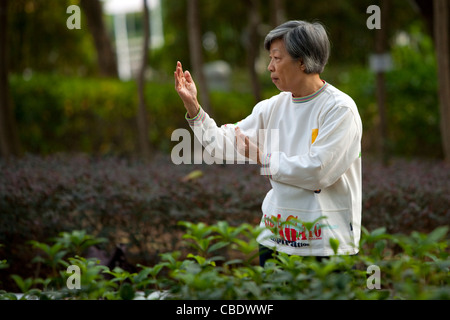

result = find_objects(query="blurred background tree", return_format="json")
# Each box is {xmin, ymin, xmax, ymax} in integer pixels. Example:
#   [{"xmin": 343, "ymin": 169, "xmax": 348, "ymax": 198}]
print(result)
[
  {"xmin": 187, "ymin": 0, "xmax": 211, "ymax": 114},
  {"xmin": 0, "ymin": 0, "xmax": 21, "ymax": 157},
  {"xmin": 136, "ymin": 0, "xmax": 151, "ymax": 159},
  {"xmin": 0, "ymin": 0, "xmax": 447, "ymax": 161},
  {"xmin": 432, "ymin": 0, "xmax": 450, "ymax": 163},
  {"xmin": 8, "ymin": 0, "xmax": 97, "ymax": 76},
  {"xmin": 79, "ymin": 0, "xmax": 118, "ymax": 77}
]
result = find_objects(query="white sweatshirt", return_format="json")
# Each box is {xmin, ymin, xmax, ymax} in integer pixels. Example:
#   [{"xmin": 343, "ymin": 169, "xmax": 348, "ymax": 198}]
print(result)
[{"xmin": 186, "ymin": 81, "xmax": 362, "ymax": 256}]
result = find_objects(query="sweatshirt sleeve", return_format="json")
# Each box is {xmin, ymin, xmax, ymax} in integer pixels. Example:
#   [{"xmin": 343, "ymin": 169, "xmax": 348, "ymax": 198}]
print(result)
[
  {"xmin": 262, "ymin": 105, "xmax": 362, "ymax": 190},
  {"xmin": 185, "ymin": 99, "xmax": 270, "ymax": 162}
]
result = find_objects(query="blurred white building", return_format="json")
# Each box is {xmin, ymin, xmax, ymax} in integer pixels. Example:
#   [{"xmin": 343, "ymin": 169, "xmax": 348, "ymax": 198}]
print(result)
[{"xmin": 101, "ymin": 0, "xmax": 164, "ymax": 80}]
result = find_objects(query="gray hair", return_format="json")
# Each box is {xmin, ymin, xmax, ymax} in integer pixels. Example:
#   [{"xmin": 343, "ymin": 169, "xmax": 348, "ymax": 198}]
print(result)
[{"xmin": 264, "ymin": 20, "xmax": 330, "ymax": 74}]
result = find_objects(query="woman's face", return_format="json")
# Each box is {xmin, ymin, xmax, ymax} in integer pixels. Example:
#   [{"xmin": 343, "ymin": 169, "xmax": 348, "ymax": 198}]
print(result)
[{"xmin": 267, "ymin": 38, "xmax": 305, "ymax": 95}]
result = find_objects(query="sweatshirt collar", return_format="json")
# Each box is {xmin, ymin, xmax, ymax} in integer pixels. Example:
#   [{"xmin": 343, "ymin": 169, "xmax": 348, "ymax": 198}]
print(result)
[{"xmin": 292, "ymin": 81, "xmax": 328, "ymax": 104}]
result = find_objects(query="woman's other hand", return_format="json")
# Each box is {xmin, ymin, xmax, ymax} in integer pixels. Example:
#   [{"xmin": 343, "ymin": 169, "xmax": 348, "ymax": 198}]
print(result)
[{"xmin": 235, "ymin": 127, "xmax": 262, "ymax": 165}]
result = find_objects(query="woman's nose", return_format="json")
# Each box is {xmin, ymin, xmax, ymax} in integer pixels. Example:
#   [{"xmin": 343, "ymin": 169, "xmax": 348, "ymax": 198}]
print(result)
[{"xmin": 267, "ymin": 60, "xmax": 274, "ymax": 72}]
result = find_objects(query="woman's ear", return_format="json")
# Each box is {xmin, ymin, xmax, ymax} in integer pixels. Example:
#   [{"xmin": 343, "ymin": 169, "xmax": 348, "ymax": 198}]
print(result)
[{"xmin": 299, "ymin": 60, "xmax": 306, "ymax": 71}]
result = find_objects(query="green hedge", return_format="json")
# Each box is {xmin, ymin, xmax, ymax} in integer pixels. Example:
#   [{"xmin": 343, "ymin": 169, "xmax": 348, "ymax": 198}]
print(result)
[
  {"xmin": 1, "ymin": 154, "xmax": 448, "ymax": 293},
  {"xmin": 10, "ymin": 38, "xmax": 442, "ymax": 159},
  {"xmin": 10, "ymin": 73, "xmax": 254, "ymax": 156},
  {"xmin": 1, "ymin": 222, "xmax": 448, "ymax": 300},
  {"xmin": 333, "ymin": 24, "xmax": 441, "ymax": 158}
]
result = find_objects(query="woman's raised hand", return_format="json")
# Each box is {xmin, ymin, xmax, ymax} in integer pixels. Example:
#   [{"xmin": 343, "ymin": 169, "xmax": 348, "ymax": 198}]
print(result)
[{"xmin": 174, "ymin": 61, "xmax": 200, "ymax": 118}]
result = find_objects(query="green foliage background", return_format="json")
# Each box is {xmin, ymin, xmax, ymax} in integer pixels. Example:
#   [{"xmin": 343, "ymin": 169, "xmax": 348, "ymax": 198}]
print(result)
[
  {"xmin": 3, "ymin": 0, "xmax": 448, "ymax": 301},
  {"xmin": 1, "ymin": 223, "xmax": 449, "ymax": 300},
  {"xmin": 10, "ymin": 26, "xmax": 441, "ymax": 158},
  {"xmin": 7, "ymin": 0, "xmax": 442, "ymax": 159}
]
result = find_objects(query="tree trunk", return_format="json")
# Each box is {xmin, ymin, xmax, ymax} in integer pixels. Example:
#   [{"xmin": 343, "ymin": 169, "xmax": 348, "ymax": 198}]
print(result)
[
  {"xmin": 187, "ymin": 0, "xmax": 212, "ymax": 114},
  {"xmin": 414, "ymin": 0, "xmax": 450, "ymax": 163},
  {"xmin": 270, "ymin": 0, "xmax": 286, "ymax": 27},
  {"xmin": 0, "ymin": 0, "xmax": 20, "ymax": 157},
  {"xmin": 80, "ymin": 0, "xmax": 118, "ymax": 78},
  {"xmin": 375, "ymin": 0, "xmax": 390, "ymax": 165},
  {"xmin": 136, "ymin": 0, "xmax": 151, "ymax": 159},
  {"xmin": 246, "ymin": 0, "xmax": 262, "ymax": 104},
  {"xmin": 413, "ymin": 0, "xmax": 434, "ymax": 36},
  {"xmin": 433, "ymin": 0, "xmax": 450, "ymax": 163}
]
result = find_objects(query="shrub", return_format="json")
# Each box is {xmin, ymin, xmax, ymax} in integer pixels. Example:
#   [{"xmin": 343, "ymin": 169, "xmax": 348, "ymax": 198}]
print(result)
[
  {"xmin": 362, "ymin": 157, "xmax": 450, "ymax": 234},
  {"xmin": 0, "ymin": 222, "xmax": 448, "ymax": 300},
  {"xmin": 0, "ymin": 154, "xmax": 448, "ymax": 294},
  {"xmin": 9, "ymin": 73, "xmax": 255, "ymax": 155},
  {"xmin": 334, "ymin": 24, "xmax": 441, "ymax": 158},
  {"xmin": 10, "ymin": 37, "xmax": 443, "ymax": 160},
  {"xmin": 0, "ymin": 153, "xmax": 269, "ymax": 290}
]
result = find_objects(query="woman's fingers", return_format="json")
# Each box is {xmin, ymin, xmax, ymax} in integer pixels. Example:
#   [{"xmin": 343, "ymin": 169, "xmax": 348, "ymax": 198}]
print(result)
[
  {"xmin": 235, "ymin": 127, "xmax": 250, "ymax": 160},
  {"xmin": 175, "ymin": 61, "xmax": 182, "ymax": 77},
  {"xmin": 174, "ymin": 62, "xmax": 186, "ymax": 91},
  {"xmin": 235, "ymin": 127, "xmax": 261, "ymax": 163},
  {"xmin": 184, "ymin": 70, "xmax": 193, "ymax": 84},
  {"xmin": 175, "ymin": 62, "xmax": 196, "ymax": 92},
  {"xmin": 174, "ymin": 71, "xmax": 179, "ymax": 89},
  {"xmin": 235, "ymin": 127, "xmax": 246, "ymax": 149},
  {"xmin": 244, "ymin": 135, "xmax": 250, "ymax": 147},
  {"xmin": 235, "ymin": 127, "xmax": 242, "ymax": 140},
  {"xmin": 235, "ymin": 127, "xmax": 245, "ymax": 140}
]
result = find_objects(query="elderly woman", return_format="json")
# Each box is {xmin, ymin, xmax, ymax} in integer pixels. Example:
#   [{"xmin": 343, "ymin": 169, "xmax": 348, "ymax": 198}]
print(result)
[{"xmin": 174, "ymin": 20, "xmax": 362, "ymax": 266}]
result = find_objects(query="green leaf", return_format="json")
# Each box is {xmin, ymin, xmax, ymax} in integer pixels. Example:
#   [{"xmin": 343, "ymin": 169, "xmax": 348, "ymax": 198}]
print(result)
[
  {"xmin": 0, "ymin": 259, "xmax": 8, "ymax": 270},
  {"xmin": 11, "ymin": 275, "xmax": 33, "ymax": 293},
  {"xmin": 119, "ymin": 283, "xmax": 135, "ymax": 300},
  {"xmin": 329, "ymin": 238, "xmax": 340, "ymax": 255},
  {"xmin": 427, "ymin": 226, "xmax": 448, "ymax": 243},
  {"xmin": 371, "ymin": 227, "xmax": 387, "ymax": 238},
  {"xmin": 207, "ymin": 241, "xmax": 230, "ymax": 253}
]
